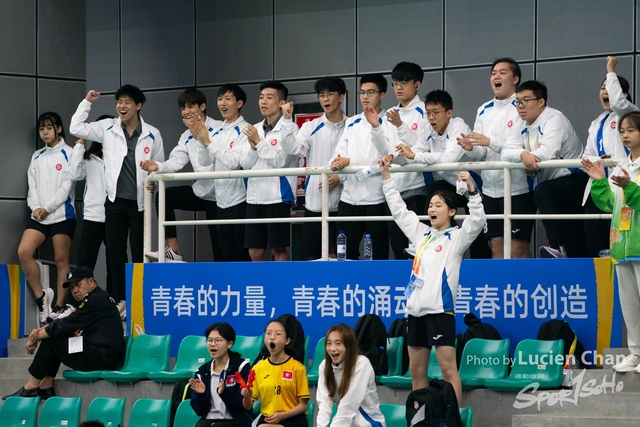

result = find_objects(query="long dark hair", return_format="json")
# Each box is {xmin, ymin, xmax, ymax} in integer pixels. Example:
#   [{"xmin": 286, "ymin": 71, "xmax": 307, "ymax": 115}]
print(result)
[
  {"xmin": 323, "ymin": 324, "xmax": 360, "ymax": 399},
  {"xmin": 84, "ymin": 114, "xmax": 114, "ymax": 160},
  {"xmin": 205, "ymin": 322, "xmax": 241, "ymax": 359}
]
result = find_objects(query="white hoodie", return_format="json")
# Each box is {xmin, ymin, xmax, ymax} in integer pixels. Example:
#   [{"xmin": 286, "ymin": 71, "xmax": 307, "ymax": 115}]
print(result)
[
  {"xmin": 316, "ymin": 356, "xmax": 386, "ymax": 427},
  {"xmin": 69, "ymin": 99, "xmax": 165, "ymax": 211},
  {"xmin": 27, "ymin": 138, "xmax": 76, "ymax": 225},
  {"xmin": 67, "ymin": 143, "xmax": 106, "ymax": 222}
]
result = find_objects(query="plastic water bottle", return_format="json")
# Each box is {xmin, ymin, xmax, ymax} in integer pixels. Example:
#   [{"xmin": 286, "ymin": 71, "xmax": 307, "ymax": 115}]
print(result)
[
  {"xmin": 337, "ymin": 230, "xmax": 347, "ymax": 261},
  {"xmin": 355, "ymin": 162, "xmax": 381, "ymax": 181},
  {"xmin": 363, "ymin": 234, "xmax": 373, "ymax": 260}
]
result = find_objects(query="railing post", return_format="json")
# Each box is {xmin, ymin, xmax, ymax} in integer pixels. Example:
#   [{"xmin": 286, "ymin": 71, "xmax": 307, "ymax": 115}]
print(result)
[
  {"xmin": 144, "ymin": 178, "xmax": 153, "ymax": 263},
  {"xmin": 503, "ymin": 167, "xmax": 512, "ymax": 259},
  {"xmin": 321, "ymin": 172, "xmax": 330, "ymax": 260},
  {"xmin": 158, "ymin": 179, "xmax": 166, "ymax": 263}
]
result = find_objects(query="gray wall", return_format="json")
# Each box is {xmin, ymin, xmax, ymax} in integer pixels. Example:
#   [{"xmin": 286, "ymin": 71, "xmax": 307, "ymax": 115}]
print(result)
[{"xmin": 3, "ymin": 1, "xmax": 638, "ymax": 266}]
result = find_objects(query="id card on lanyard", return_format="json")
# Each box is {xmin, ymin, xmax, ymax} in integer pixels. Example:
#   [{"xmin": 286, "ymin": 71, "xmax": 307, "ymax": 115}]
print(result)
[{"xmin": 620, "ymin": 170, "xmax": 640, "ymax": 231}]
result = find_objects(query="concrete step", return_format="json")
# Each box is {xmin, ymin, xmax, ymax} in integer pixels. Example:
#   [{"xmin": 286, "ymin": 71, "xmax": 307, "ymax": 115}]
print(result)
[
  {"xmin": 603, "ymin": 348, "xmax": 632, "ymax": 368},
  {"xmin": 7, "ymin": 338, "xmax": 34, "ymax": 358},
  {"xmin": 512, "ymin": 414, "xmax": 640, "ymax": 427}
]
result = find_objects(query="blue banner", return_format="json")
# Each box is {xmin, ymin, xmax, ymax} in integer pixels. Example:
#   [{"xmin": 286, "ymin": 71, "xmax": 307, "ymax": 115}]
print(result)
[{"xmin": 127, "ymin": 258, "xmax": 621, "ymax": 366}]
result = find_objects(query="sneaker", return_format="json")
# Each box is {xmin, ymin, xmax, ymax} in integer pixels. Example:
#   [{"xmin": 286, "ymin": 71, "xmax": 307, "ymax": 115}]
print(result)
[
  {"xmin": 47, "ymin": 304, "xmax": 75, "ymax": 322},
  {"xmin": 117, "ymin": 300, "xmax": 126, "ymax": 321},
  {"xmin": 612, "ymin": 354, "xmax": 640, "ymax": 372},
  {"xmin": 36, "ymin": 288, "xmax": 55, "ymax": 324},
  {"xmin": 145, "ymin": 247, "xmax": 183, "ymax": 262},
  {"xmin": 539, "ymin": 245, "xmax": 567, "ymax": 259}
]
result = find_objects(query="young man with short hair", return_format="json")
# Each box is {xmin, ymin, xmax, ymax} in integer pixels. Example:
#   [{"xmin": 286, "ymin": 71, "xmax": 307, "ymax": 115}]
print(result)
[
  {"xmin": 198, "ymin": 84, "xmax": 251, "ymax": 261},
  {"xmin": 381, "ymin": 62, "xmax": 430, "ymax": 259},
  {"xmin": 457, "ymin": 58, "xmax": 535, "ymax": 258},
  {"xmin": 140, "ymin": 88, "xmax": 223, "ymax": 262},
  {"xmin": 330, "ymin": 74, "xmax": 390, "ymax": 260},
  {"xmin": 241, "ymin": 81, "xmax": 298, "ymax": 261},
  {"xmin": 501, "ymin": 80, "xmax": 587, "ymax": 258},
  {"xmin": 280, "ymin": 77, "xmax": 347, "ymax": 260},
  {"xmin": 70, "ymin": 85, "xmax": 164, "ymax": 320}
]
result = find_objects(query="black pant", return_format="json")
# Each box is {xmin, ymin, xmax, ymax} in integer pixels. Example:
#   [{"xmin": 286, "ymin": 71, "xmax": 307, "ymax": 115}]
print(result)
[
  {"xmin": 337, "ymin": 201, "xmax": 389, "ymax": 260},
  {"xmin": 217, "ymin": 202, "xmax": 250, "ymax": 261},
  {"xmin": 584, "ymin": 194, "xmax": 610, "ymax": 257},
  {"xmin": 77, "ymin": 220, "xmax": 112, "ymax": 292},
  {"xmin": 301, "ymin": 209, "xmax": 338, "ymax": 260},
  {"xmin": 425, "ymin": 180, "xmax": 492, "ymax": 259},
  {"xmin": 534, "ymin": 173, "xmax": 589, "ymax": 257},
  {"xmin": 155, "ymin": 186, "xmax": 222, "ymax": 261},
  {"xmin": 28, "ymin": 338, "xmax": 118, "ymax": 380},
  {"xmin": 105, "ymin": 197, "xmax": 143, "ymax": 302},
  {"xmin": 386, "ymin": 194, "xmax": 427, "ymax": 259}
]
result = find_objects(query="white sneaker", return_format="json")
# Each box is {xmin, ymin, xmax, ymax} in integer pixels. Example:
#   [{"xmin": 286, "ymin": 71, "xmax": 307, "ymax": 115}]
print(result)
[
  {"xmin": 612, "ymin": 354, "xmax": 640, "ymax": 372},
  {"xmin": 145, "ymin": 247, "xmax": 183, "ymax": 262},
  {"xmin": 47, "ymin": 304, "xmax": 75, "ymax": 322},
  {"xmin": 117, "ymin": 300, "xmax": 126, "ymax": 321},
  {"xmin": 37, "ymin": 288, "xmax": 54, "ymax": 324}
]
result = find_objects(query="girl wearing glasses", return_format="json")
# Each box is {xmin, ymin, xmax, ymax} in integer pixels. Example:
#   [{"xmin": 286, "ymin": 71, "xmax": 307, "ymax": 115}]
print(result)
[
  {"xmin": 190, "ymin": 323, "xmax": 255, "ymax": 427},
  {"xmin": 241, "ymin": 320, "xmax": 310, "ymax": 427},
  {"xmin": 316, "ymin": 324, "xmax": 386, "ymax": 427}
]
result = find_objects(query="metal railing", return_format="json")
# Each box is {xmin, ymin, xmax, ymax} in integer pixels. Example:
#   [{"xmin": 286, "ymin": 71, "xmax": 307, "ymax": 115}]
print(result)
[{"xmin": 144, "ymin": 159, "xmax": 618, "ymax": 262}]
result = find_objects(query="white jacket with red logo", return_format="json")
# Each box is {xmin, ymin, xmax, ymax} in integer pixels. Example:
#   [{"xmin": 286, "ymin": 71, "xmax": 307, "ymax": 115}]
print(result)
[
  {"xmin": 70, "ymin": 99, "xmax": 165, "ymax": 211},
  {"xmin": 27, "ymin": 138, "xmax": 76, "ymax": 225}
]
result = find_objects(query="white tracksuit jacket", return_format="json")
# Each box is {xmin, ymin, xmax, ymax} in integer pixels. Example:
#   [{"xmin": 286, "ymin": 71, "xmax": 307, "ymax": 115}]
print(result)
[
  {"xmin": 156, "ymin": 116, "xmax": 222, "ymax": 202},
  {"xmin": 412, "ymin": 117, "xmax": 473, "ymax": 187},
  {"xmin": 280, "ymin": 114, "xmax": 346, "ymax": 212},
  {"xmin": 67, "ymin": 143, "xmax": 106, "ymax": 222},
  {"xmin": 332, "ymin": 111, "xmax": 389, "ymax": 205},
  {"xmin": 377, "ymin": 95, "xmax": 430, "ymax": 192},
  {"xmin": 69, "ymin": 99, "xmax": 165, "ymax": 211},
  {"xmin": 463, "ymin": 94, "xmax": 530, "ymax": 197},
  {"xmin": 240, "ymin": 117, "xmax": 299, "ymax": 205},
  {"xmin": 316, "ymin": 356, "xmax": 386, "ymax": 427},
  {"xmin": 383, "ymin": 178, "xmax": 485, "ymax": 316},
  {"xmin": 199, "ymin": 116, "xmax": 250, "ymax": 209},
  {"xmin": 501, "ymin": 107, "xmax": 583, "ymax": 184},
  {"xmin": 27, "ymin": 138, "xmax": 76, "ymax": 225}
]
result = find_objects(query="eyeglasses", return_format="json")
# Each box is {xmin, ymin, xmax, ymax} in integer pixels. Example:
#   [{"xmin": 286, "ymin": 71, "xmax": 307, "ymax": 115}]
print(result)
[
  {"xmin": 206, "ymin": 338, "xmax": 225, "ymax": 345},
  {"xmin": 392, "ymin": 80, "xmax": 411, "ymax": 88},
  {"xmin": 515, "ymin": 98, "xmax": 540, "ymax": 107},
  {"xmin": 264, "ymin": 331, "xmax": 284, "ymax": 337},
  {"xmin": 426, "ymin": 110, "xmax": 444, "ymax": 118},
  {"xmin": 359, "ymin": 90, "xmax": 380, "ymax": 97},
  {"xmin": 318, "ymin": 91, "xmax": 338, "ymax": 100}
]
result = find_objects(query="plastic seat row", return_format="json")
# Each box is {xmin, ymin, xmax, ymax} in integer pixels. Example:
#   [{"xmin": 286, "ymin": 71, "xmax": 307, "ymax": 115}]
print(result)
[{"xmin": 0, "ymin": 395, "xmax": 175, "ymax": 427}]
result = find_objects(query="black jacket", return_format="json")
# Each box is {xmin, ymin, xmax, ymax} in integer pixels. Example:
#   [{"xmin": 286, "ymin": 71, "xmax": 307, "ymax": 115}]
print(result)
[{"xmin": 191, "ymin": 353, "xmax": 255, "ymax": 427}]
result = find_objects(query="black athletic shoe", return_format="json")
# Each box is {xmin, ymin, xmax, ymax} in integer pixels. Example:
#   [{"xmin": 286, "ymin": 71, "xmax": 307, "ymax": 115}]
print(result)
[{"xmin": 2, "ymin": 386, "xmax": 39, "ymax": 400}]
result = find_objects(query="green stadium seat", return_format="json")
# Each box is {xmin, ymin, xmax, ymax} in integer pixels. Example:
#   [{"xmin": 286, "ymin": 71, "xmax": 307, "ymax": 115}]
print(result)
[
  {"xmin": 380, "ymin": 403, "xmax": 406, "ymax": 427},
  {"xmin": 86, "ymin": 397, "xmax": 125, "ymax": 427},
  {"xmin": 101, "ymin": 334, "xmax": 171, "ymax": 384},
  {"xmin": 459, "ymin": 338, "xmax": 510, "ymax": 389},
  {"xmin": 379, "ymin": 367, "xmax": 412, "ymax": 388},
  {"xmin": 459, "ymin": 406, "xmax": 474, "ymax": 427},
  {"xmin": 63, "ymin": 334, "xmax": 132, "ymax": 383},
  {"xmin": 304, "ymin": 335, "xmax": 310, "ymax": 366},
  {"xmin": 306, "ymin": 337, "xmax": 325, "ymax": 386},
  {"xmin": 0, "ymin": 396, "xmax": 40, "ymax": 427},
  {"xmin": 39, "ymin": 396, "xmax": 82, "ymax": 427},
  {"xmin": 307, "ymin": 401, "xmax": 315, "ymax": 427},
  {"xmin": 148, "ymin": 335, "xmax": 209, "ymax": 383},
  {"xmin": 234, "ymin": 335, "xmax": 264, "ymax": 364},
  {"xmin": 174, "ymin": 400, "xmax": 200, "ymax": 426},
  {"xmin": 375, "ymin": 337, "xmax": 403, "ymax": 382},
  {"xmin": 484, "ymin": 339, "xmax": 564, "ymax": 392},
  {"xmin": 128, "ymin": 398, "xmax": 171, "ymax": 427}
]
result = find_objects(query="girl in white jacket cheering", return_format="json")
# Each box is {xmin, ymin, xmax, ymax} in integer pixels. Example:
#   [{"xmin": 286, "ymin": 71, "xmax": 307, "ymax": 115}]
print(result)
[
  {"xmin": 316, "ymin": 324, "xmax": 386, "ymax": 427},
  {"xmin": 379, "ymin": 157, "xmax": 485, "ymax": 406}
]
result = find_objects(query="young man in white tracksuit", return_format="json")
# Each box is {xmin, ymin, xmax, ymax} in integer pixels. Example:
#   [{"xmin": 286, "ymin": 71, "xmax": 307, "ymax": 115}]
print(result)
[
  {"xmin": 380, "ymin": 62, "xmax": 430, "ymax": 259},
  {"xmin": 457, "ymin": 58, "xmax": 535, "ymax": 258},
  {"xmin": 140, "ymin": 88, "xmax": 223, "ymax": 262},
  {"xmin": 330, "ymin": 74, "xmax": 391, "ymax": 260},
  {"xmin": 501, "ymin": 80, "xmax": 586, "ymax": 258},
  {"xmin": 198, "ymin": 84, "xmax": 251, "ymax": 261},
  {"xmin": 241, "ymin": 81, "xmax": 299, "ymax": 261},
  {"xmin": 69, "ymin": 85, "xmax": 164, "ymax": 319},
  {"xmin": 280, "ymin": 77, "xmax": 347, "ymax": 260},
  {"xmin": 380, "ymin": 157, "xmax": 485, "ymax": 406},
  {"xmin": 397, "ymin": 90, "xmax": 492, "ymax": 259}
]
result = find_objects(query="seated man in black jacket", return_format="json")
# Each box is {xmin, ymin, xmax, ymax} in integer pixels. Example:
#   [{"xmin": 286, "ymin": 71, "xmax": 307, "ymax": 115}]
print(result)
[{"xmin": 2, "ymin": 266, "xmax": 124, "ymax": 400}]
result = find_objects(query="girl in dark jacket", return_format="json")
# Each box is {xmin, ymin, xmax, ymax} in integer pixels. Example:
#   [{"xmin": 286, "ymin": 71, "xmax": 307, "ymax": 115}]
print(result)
[{"xmin": 190, "ymin": 323, "xmax": 255, "ymax": 427}]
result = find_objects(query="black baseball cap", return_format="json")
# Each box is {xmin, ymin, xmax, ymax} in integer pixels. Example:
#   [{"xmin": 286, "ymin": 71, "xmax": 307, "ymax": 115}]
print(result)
[{"xmin": 63, "ymin": 266, "xmax": 94, "ymax": 288}]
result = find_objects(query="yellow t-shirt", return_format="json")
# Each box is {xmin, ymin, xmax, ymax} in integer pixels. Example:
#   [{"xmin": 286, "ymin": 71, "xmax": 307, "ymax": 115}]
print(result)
[{"xmin": 251, "ymin": 356, "xmax": 310, "ymax": 416}]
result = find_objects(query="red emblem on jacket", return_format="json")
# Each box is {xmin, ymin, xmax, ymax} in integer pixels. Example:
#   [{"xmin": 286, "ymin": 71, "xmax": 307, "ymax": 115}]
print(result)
[
  {"xmin": 435, "ymin": 245, "xmax": 442, "ymax": 252},
  {"xmin": 144, "ymin": 146, "xmax": 150, "ymax": 154},
  {"xmin": 226, "ymin": 376, "xmax": 237, "ymax": 387},
  {"xmin": 229, "ymin": 141, "xmax": 234, "ymax": 148},
  {"xmin": 411, "ymin": 123, "xmax": 418, "ymax": 130},
  {"xmin": 55, "ymin": 164, "xmax": 62, "ymax": 171},
  {"xmin": 611, "ymin": 121, "xmax": 617, "ymax": 129},
  {"xmin": 282, "ymin": 370, "xmax": 293, "ymax": 380},
  {"xmin": 507, "ymin": 120, "xmax": 513, "ymax": 128},
  {"xmin": 270, "ymin": 139, "xmax": 278, "ymax": 146}
]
